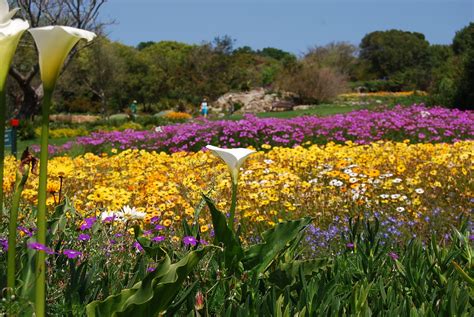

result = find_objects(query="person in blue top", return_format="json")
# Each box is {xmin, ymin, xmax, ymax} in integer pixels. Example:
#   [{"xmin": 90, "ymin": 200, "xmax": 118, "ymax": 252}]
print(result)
[{"xmin": 200, "ymin": 98, "xmax": 208, "ymax": 117}]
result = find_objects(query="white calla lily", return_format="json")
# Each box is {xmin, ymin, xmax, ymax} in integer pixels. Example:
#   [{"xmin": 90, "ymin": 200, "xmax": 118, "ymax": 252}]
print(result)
[
  {"xmin": 206, "ymin": 145, "xmax": 256, "ymax": 184},
  {"xmin": 0, "ymin": 1, "xmax": 28, "ymax": 90},
  {"xmin": 29, "ymin": 26, "xmax": 96, "ymax": 90},
  {"xmin": 0, "ymin": 0, "xmax": 19, "ymax": 25}
]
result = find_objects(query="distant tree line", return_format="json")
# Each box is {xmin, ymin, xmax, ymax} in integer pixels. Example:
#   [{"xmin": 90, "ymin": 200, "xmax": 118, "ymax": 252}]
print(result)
[{"xmin": 6, "ymin": 8, "xmax": 474, "ymax": 118}]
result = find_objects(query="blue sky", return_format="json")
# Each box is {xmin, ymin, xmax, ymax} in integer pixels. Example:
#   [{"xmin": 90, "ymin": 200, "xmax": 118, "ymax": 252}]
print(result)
[{"xmin": 102, "ymin": 0, "xmax": 473, "ymax": 54}]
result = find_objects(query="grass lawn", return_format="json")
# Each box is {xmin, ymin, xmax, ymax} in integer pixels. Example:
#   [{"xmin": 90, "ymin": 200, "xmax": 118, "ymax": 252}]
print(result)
[
  {"xmin": 220, "ymin": 103, "xmax": 372, "ymax": 120},
  {"xmin": 14, "ymin": 137, "xmax": 71, "ymax": 159}
]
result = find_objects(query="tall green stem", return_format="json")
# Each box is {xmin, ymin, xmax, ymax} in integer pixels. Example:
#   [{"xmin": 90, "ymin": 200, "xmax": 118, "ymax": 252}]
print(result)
[
  {"xmin": 7, "ymin": 169, "xmax": 29, "ymax": 290},
  {"xmin": 0, "ymin": 89, "xmax": 6, "ymax": 219},
  {"xmin": 229, "ymin": 181, "xmax": 238, "ymax": 232},
  {"xmin": 35, "ymin": 89, "xmax": 52, "ymax": 317}
]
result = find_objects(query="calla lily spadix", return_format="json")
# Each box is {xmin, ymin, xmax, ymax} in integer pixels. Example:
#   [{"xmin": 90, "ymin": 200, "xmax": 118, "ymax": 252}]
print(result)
[
  {"xmin": 29, "ymin": 26, "xmax": 96, "ymax": 90},
  {"xmin": 206, "ymin": 145, "xmax": 256, "ymax": 185}
]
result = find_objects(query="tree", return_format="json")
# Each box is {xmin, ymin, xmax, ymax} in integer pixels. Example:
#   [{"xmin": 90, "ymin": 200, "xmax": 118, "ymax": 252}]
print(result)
[
  {"xmin": 452, "ymin": 22, "xmax": 474, "ymax": 55},
  {"xmin": 359, "ymin": 30, "xmax": 430, "ymax": 79},
  {"xmin": 304, "ymin": 42, "xmax": 357, "ymax": 77},
  {"xmin": 8, "ymin": 0, "xmax": 108, "ymax": 118}
]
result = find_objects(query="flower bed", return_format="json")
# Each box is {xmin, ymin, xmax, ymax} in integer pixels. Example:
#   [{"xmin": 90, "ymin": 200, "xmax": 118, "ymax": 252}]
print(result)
[
  {"xmin": 45, "ymin": 105, "xmax": 473, "ymax": 155},
  {"xmin": 7, "ymin": 140, "xmax": 472, "ymax": 242}
]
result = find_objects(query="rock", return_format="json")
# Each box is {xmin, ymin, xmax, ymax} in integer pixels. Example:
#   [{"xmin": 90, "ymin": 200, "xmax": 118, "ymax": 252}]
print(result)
[
  {"xmin": 211, "ymin": 88, "xmax": 286, "ymax": 114},
  {"xmin": 271, "ymin": 100, "xmax": 295, "ymax": 112},
  {"xmin": 293, "ymin": 105, "xmax": 312, "ymax": 111}
]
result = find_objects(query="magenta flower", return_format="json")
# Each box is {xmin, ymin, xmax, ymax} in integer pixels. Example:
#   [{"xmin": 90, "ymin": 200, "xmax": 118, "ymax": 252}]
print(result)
[
  {"xmin": 154, "ymin": 224, "xmax": 165, "ymax": 231},
  {"xmin": 27, "ymin": 242, "xmax": 54, "ymax": 254},
  {"xmin": 152, "ymin": 236, "xmax": 166, "ymax": 243},
  {"xmin": 80, "ymin": 217, "xmax": 97, "ymax": 231},
  {"xmin": 183, "ymin": 236, "xmax": 197, "ymax": 246},
  {"xmin": 78, "ymin": 233, "xmax": 91, "ymax": 242},
  {"xmin": 388, "ymin": 252, "xmax": 399, "ymax": 260},
  {"xmin": 0, "ymin": 238, "xmax": 8, "ymax": 251},
  {"xmin": 133, "ymin": 241, "xmax": 144, "ymax": 252},
  {"xmin": 63, "ymin": 249, "xmax": 82, "ymax": 259}
]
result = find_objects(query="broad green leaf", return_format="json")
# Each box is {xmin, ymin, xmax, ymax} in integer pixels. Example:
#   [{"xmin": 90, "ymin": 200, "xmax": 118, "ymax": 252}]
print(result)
[
  {"xmin": 86, "ymin": 248, "xmax": 209, "ymax": 317},
  {"xmin": 203, "ymin": 194, "xmax": 243, "ymax": 270},
  {"xmin": 243, "ymin": 217, "xmax": 312, "ymax": 275}
]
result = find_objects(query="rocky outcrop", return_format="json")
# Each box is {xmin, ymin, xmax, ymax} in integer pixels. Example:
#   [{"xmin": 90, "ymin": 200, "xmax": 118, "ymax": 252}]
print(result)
[{"xmin": 211, "ymin": 88, "xmax": 291, "ymax": 114}]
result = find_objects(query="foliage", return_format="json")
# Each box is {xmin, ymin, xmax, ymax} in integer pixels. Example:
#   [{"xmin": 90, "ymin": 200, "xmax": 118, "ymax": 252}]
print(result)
[
  {"xmin": 359, "ymin": 30, "xmax": 431, "ymax": 80},
  {"xmin": 452, "ymin": 22, "xmax": 474, "ymax": 55}
]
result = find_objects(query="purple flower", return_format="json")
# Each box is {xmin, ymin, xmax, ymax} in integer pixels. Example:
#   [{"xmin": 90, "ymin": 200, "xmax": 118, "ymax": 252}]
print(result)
[
  {"xmin": 27, "ymin": 242, "xmax": 54, "ymax": 254},
  {"xmin": 143, "ymin": 230, "xmax": 153, "ymax": 236},
  {"xmin": 199, "ymin": 239, "xmax": 208, "ymax": 245},
  {"xmin": 63, "ymin": 249, "xmax": 82, "ymax": 259},
  {"xmin": 80, "ymin": 217, "xmax": 97, "ymax": 231},
  {"xmin": 388, "ymin": 252, "xmax": 399, "ymax": 260},
  {"xmin": 183, "ymin": 236, "xmax": 197, "ymax": 246},
  {"xmin": 154, "ymin": 224, "xmax": 165, "ymax": 231},
  {"xmin": 152, "ymin": 236, "xmax": 166, "ymax": 243},
  {"xmin": 147, "ymin": 266, "xmax": 156, "ymax": 272},
  {"xmin": 469, "ymin": 235, "xmax": 474, "ymax": 241},
  {"xmin": 150, "ymin": 216, "xmax": 160, "ymax": 223},
  {"xmin": 18, "ymin": 226, "xmax": 34, "ymax": 237},
  {"xmin": 0, "ymin": 238, "xmax": 8, "ymax": 251},
  {"xmin": 133, "ymin": 241, "xmax": 144, "ymax": 252},
  {"xmin": 346, "ymin": 243, "xmax": 354, "ymax": 249},
  {"xmin": 78, "ymin": 234, "xmax": 91, "ymax": 242}
]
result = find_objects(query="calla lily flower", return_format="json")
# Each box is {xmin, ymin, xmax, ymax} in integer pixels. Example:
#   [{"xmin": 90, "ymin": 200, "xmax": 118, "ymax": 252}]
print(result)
[
  {"xmin": 206, "ymin": 145, "xmax": 256, "ymax": 184},
  {"xmin": 29, "ymin": 26, "xmax": 96, "ymax": 90},
  {"xmin": 0, "ymin": 0, "xmax": 29, "ymax": 90},
  {"xmin": 0, "ymin": 0, "xmax": 19, "ymax": 25}
]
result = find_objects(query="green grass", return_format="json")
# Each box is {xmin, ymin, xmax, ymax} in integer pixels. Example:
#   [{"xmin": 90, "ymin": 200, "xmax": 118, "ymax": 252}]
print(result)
[
  {"xmin": 15, "ymin": 137, "xmax": 71, "ymax": 159},
  {"xmin": 221, "ymin": 103, "xmax": 372, "ymax": 120}
]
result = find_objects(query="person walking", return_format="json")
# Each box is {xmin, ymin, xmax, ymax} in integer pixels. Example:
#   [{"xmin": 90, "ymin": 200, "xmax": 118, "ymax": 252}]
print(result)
[{"xmin": 200, "ymin": 98, "xmax": 209, "ymax": 118}]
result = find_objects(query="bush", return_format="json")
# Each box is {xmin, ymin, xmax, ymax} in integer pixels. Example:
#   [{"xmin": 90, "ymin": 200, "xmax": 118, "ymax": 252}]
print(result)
[{"xmin": 276, "ymin": 63, "xmax": 347, "ymax": 104}]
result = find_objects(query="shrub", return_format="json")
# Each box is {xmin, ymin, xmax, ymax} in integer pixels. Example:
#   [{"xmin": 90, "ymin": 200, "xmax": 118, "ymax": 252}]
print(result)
[{"xmin": 276, "ymin": 63, "xmax": 347, "ymax": 104}]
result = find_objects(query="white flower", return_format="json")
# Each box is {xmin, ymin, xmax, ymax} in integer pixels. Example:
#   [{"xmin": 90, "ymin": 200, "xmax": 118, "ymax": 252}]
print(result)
[
  {"xmin": 0, "ymin": 0, "xmax": 29, "ymax": 90},
  {"xmin": 392, "ymin": 178, "xmax": 403, "ymax": 183},
  {"xmin": 121, "ymin": 205, "xmax": 146, "ymax": 220},
  {"xmin": 380, "ymin": 194, "xmax": 389, "ymax": 199},
  {"xmin": 100, "ymin": 211, "xmax": 125, "ymax": 222},
  {"xmin": 391, "ymin": 194, "xmax": 401, "ymax": 199},
  {"xmin": 343, "ymin": 168, "xmax": 353, "ymax": 174},
  {"xmin": 349, "ymin": 177, "xmax": 358, "ymax": 183},
  {"xmin": 415, "ymin": 188, "xmax": 424, "ymax": 194},
  {"xmin": 420, "ymin": 111, "xmax": 431, "ymax": 118},
  {"xmin": 154, "ymin": 126, "xmax": 163, "ymax": 133},
  {"xmin": 0, "ymin": 0, "xmax": 19, "ymax": 25},
  {"xmin": 349, "ymin": 172, "xmax": 358, "ymax": 177},
  {"xmin": 264, "ymin": 159, "xmax": 274, "ymax": 164},
  {"xmin": 29, "ymin": 26, "xmax": 96, "ymax": 90},
  {"xmin": 396, "ymin": 207, "xmax": 405, "ymax": 213},
  {"xmin": 329, "ymin": 179, "xmax": 343, "ymax": 187},
  {"xmin": 206, "ymin": 145, "xmax": 256, "ymax": 184}
]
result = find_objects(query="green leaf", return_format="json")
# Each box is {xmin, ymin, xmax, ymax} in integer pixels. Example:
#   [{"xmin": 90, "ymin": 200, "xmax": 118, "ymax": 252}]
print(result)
[
  {"xmin": 202, "ymin": 194, "xmax": 243, "ymax": 270},
  {"xmin": 86, "ymin": 248, "xmax": 209, "ymax": 317},
  {"xmin": 243, "ymin": 217, "xmax": 312, "ymax": 275}
]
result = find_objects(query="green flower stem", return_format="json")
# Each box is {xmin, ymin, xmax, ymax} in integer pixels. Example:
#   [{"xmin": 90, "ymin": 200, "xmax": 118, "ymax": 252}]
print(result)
[
  {"xmin": 35, "ymin": 88, "xmax": 53, "ymax": 317},
  {"xmin": 229, "ymin": 181, "xmax": 238, "ymax": 232},
  {"xmin": 0, "ymin": 89, "xmax": 6, "ymax": 217},
  {"xmin": 7, "ymin": 168, "xmax": 30, "ymax": 290}
]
